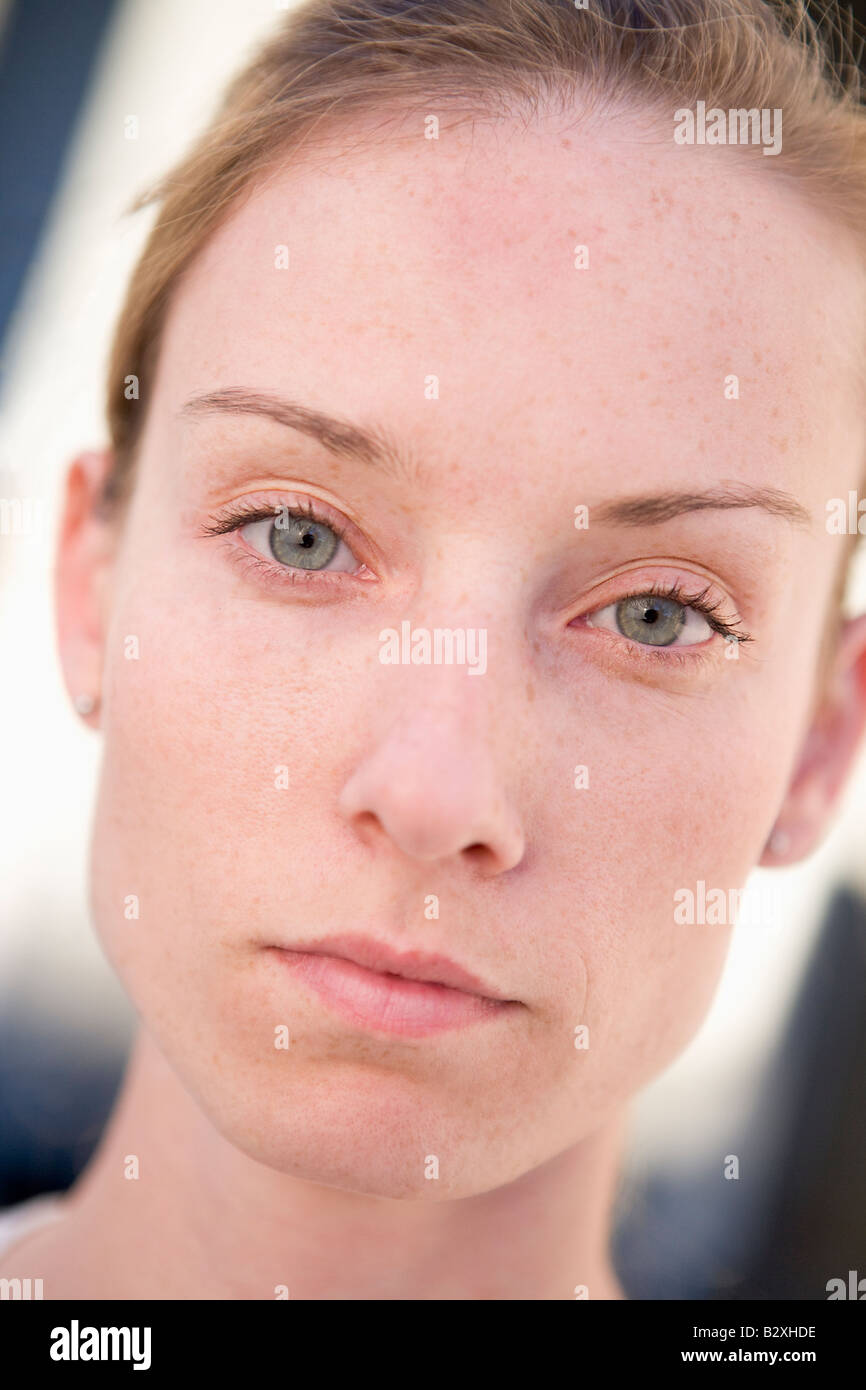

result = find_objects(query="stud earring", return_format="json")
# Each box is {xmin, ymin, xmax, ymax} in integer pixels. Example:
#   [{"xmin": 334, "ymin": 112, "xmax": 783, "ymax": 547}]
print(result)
[
  {"xmin": 768, "ymin": 827, "xmax": 790, "ymax": 856},
  {"xmin": 74, "ymin": 693, "xmax": 97, "ymax": 716}
]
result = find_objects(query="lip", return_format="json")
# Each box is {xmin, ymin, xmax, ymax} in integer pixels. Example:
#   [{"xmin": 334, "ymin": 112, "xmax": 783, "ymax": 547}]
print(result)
[{"xmin": 267, "ymin": 933, "xmax": 518, "ymax": 1038}]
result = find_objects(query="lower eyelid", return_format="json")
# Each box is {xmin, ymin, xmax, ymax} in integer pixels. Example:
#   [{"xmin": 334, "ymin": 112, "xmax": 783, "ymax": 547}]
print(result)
[
  {"xmin": 573, "ymin": 613, "xmax": 729, "ymax": 668},
  {"xmin": 580, "ymin": 622, "xmax": 714, "ymax": 654},
  {"xmin": 574, "ymin": 622, "xmax": 722, "ymax": 675},
  {"xmin": 229, "ymin": 545, "xmax": 348, "ymax": 589}
]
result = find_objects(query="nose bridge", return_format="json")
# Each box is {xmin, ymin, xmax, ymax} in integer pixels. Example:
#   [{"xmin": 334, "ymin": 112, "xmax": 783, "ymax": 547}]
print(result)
[
  {"xmin": 339, "ymin": 608, "xmax": 525, "ymax": 869},
  {"xmin": 372, "ymin": 636, "xmax": 494, "ymax": 773},
  {"xmin": 377, "ymin": 546, "xmax": 523, "ymax": 691},
  {"xmin": 375, "ymin": 564, "xmax": 524, "ymax": 735},
  {"xmin": 376, "ymin": 615, "xmax": 491, "ymax": 687}
]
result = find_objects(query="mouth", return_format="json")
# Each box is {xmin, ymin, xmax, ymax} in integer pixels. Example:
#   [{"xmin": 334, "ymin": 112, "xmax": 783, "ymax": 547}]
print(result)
[{"xmin": 266, "ymin": 933, "xmax": 519, "ymax": 1038}]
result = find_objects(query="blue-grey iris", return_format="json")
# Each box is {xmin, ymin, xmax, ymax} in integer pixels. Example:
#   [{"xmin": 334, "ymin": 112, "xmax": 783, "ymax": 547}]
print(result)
[
  {"xmin": 270, "ymin": 513, "xmax": 339, "ymax": 570},
  {"xmin": 616, "ymin": 594, "xmax": 686, "ymax": 646}
]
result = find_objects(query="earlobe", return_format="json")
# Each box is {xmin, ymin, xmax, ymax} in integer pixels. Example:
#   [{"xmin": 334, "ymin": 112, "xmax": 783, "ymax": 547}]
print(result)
[
  {"xmin": 53, "ymin": 449, "xmax": 117, "ymax": 729},
  {"xmin": 759, "ymin": 611, "xmax": 866, "ymax": 867}
]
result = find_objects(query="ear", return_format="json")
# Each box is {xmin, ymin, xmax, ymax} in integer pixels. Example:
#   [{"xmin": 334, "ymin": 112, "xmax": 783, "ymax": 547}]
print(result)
[
  {"xmin": 760, "ymin": 611, "xmax": 866, "ymax": 866},
  {"xmin": 53, "ymin": 449, "xmax": 118, "ymax": 730}
]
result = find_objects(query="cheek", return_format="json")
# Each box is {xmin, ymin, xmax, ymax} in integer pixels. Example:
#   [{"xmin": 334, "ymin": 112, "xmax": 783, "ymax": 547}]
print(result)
[
  {"xmin": 530, "ymin": 668, "xmax": 802, "ymax": 1109},
  {"xmin": 87, "ymin": 573, "xmax": 413, "ymax": 1158},
  {"xmin": 90, "ymin": 575, "xmax": 367, "ymax": 958}
]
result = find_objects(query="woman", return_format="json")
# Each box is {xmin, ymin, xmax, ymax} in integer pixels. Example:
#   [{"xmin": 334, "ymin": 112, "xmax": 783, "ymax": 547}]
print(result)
[{"xmin": 2, "ymin": 0, "xmax": 866, "ymax": 1299}]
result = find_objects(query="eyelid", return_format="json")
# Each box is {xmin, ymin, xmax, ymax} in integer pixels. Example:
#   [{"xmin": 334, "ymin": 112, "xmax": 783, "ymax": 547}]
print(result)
[
  {"xmin": 200, "ymin": 491, "xmax": 379, "ymax": 584},
  {"xmin": 576, "ymin": 569, "xmax": 748, "ymax": 629},
  {"xmin": 203, "ymin": 491, "xmax": 350, "ymax": 541},
  {"xmin": 570, "ymin": 574, "xmax": 753, "ymax": 659},
  {"xmin": 204, "ymin": 492, "xmax": 378, "ymax": 556}
]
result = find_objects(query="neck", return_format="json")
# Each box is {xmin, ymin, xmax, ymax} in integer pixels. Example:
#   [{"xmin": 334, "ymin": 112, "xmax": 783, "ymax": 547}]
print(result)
[{"xmin": 62, "ymin": 1027, "xmax": 627, "ymax": 1300}]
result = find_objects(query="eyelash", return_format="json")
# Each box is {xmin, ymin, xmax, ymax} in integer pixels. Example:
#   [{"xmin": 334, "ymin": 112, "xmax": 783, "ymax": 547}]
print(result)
[
  {"xmin": 614, "ymin": 580, "xmax": 751, "ymax": 644},
  {"xmin": 200, "ymin": 497, "xmax": 368, "ymax": 589},
  {"xmin": 201, "ymin": 500, "xmax": 754, "ymax": 660},
  {"xmin": 573, "ymin": 579, "xmax": 752, "ymax": 670}
]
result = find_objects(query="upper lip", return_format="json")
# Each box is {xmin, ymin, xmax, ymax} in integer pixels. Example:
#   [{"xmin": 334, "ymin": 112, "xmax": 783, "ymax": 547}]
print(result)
[{"xmin": 272, "ymin": 933, "xmax": 513, "ymax": 1002}]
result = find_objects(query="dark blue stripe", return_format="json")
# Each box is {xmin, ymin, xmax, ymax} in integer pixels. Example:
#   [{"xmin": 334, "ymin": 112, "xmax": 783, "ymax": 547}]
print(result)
[{"xmin": 0, "ymin": 0, "xmax": 119, "ymax": 372}]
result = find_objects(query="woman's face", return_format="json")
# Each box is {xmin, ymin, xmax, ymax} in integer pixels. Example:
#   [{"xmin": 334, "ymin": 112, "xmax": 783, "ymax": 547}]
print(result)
[{"xmin": 60, "ymin": 107, "xmax": 866, "ymax": 1198}]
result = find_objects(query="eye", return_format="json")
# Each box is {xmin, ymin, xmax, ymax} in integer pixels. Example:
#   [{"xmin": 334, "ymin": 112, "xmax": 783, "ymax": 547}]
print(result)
[
  {"xmin": 586, "ymin": 592, "xmax": 715, "ymax": 648},
  {"xmin": 240, "ymin": 505, "xmax": 360, "ymax": 573}
]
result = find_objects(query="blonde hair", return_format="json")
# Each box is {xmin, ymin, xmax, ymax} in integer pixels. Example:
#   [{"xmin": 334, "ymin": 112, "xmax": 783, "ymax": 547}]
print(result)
[{"xmin": 103, "ymin": 0, "xmax": 866, "ymax": 517}]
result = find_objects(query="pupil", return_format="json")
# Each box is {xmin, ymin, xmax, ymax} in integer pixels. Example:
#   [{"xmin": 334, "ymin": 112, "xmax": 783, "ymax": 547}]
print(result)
[
  {"xmin": 644, "ymin": 607, "xmax": 659, "ymax": 624},
  {"xmin": 300, "ymin": 531, "xmax": 315, "ymax": 548}
]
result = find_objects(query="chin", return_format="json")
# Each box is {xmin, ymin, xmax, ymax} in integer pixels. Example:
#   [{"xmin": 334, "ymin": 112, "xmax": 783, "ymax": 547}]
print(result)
[{"xmin": 188, "ymin": 1058, "xmax": 550, "ymax": 1201}]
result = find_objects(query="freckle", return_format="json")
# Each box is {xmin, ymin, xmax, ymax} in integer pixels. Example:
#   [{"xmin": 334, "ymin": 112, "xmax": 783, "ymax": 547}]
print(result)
[
  {"xmin": 637, "ymin": 370, "xmax": 648, "ymax": 380},
  {"xmin": 526, "ymin": 677, "xmax": 536, "ymax": 703}
]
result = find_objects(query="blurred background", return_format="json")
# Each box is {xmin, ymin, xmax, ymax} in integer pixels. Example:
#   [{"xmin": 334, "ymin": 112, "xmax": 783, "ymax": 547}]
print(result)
[{"xmin": 1, "ymin": 0, "xmax": 866, "ymax": 1299}]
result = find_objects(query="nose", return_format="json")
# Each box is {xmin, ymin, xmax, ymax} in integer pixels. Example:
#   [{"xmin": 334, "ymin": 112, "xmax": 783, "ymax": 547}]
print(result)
[{"xmin": 337, "ymin": 676, "xmax": 525, "ymax": 876}]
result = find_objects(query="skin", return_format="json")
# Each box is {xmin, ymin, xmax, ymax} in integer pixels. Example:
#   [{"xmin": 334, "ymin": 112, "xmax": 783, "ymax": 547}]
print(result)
[{"xmin": 5, "ymin": 99, "xmax": 866, "ymax": 1300}]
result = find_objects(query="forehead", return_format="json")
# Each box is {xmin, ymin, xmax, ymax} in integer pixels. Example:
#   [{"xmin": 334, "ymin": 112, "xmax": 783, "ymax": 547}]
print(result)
[{"xmin": 154, "ymin": 105, "xmax": 866, "ymax": 507}]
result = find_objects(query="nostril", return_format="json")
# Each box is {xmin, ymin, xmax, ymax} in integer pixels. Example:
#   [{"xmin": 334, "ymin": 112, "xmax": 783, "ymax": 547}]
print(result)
[
  {"xmin": 463, "ymin": 842, "xmax": 489, "ymax": 862},
  {"xmin": 352, "ymin": 810, "xmax": 384, "ymax": 842}
]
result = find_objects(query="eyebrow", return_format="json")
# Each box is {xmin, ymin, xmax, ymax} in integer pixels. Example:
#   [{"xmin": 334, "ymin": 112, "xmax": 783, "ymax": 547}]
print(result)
[
  {"xmin": 179, "ymin": 388, "xmax": 812, "ymax": 527},
  {"xmin": 179, "ymin": 387, "xmax": 416, "ymax": 484},
  {"xmin": 592, "ymin": 484, "xmax": 811, "ymax": 527}
]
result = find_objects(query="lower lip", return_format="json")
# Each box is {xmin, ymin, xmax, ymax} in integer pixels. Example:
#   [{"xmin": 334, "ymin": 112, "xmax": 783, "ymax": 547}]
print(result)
[{"xmin": 269, "ymin": 949, "xmax": 513, "ymax": 1037}]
